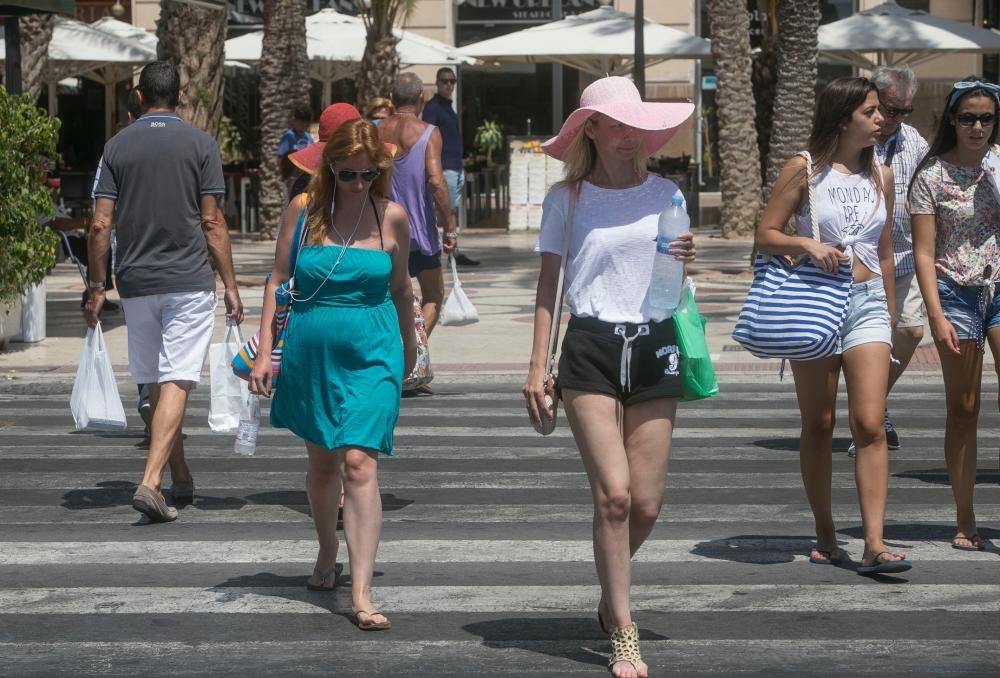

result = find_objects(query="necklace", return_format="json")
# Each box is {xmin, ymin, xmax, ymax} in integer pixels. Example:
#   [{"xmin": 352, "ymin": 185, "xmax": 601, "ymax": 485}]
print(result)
[{"xmin": 291, "ymin": 188, "xmax": 371, "ymax": 303}]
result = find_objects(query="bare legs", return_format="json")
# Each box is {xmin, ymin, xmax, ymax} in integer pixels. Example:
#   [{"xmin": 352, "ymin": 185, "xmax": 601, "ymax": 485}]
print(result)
[
  {"xmin": 140, "ymin": 381, "xmax": 193, "ymax": 490},
  {"xmin": 564, "ymin": 390, "xmax": 676, "ymax": 678},
  {"xmin": 937, "ymin": 332, "xmax": 994, "ymax": 546},
  {"xmin": 888, "ymin": 325, "xmax": 924, "ymax": 391},
  {"xmin": 305, "ymin": 444, "xmax": 386, "ymax": 625},
  {"xmin": 791, "ymin": 344, "xmax": 903, "ymax": 565},
  {"xmin": 415, "ymin": 266, "xmax": 445, "ymax": 335}
]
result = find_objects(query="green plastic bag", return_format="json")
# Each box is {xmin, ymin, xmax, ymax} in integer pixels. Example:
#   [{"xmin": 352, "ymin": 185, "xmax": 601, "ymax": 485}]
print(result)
[{"xmin": 674, "ymin": 284, "xmax": 719, "ymax": 402}]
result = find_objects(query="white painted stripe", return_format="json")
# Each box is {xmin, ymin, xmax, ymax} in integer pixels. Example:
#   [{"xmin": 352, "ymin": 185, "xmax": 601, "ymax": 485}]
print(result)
[
  {"xmin": 0, "ymin": 584, "xmax": 995, "ymax": 614},
  {"xmin": 0, "ymin": 446, "xmax": 954, "ymax": 461},
  {"xmin": 4, "ymin": 406, "xmax": 959, "ymax": 419},
  {"xmin": 0, "ymin": 471, "xmax": 981, "ymax": 490},
  {"xmin": 0, "ymin": 640, "xmax": 995, "ymax": 674},
  {"xmin": 2, "ymin": 425, "xmax": 994, "ymax": 440},
  {"xmin": 0, "ymin": 539, "xmax": 991, "ymax": 565},
  {"xmin": 0, "ymin": 503, "xmax": 988, "ymax": 525}
]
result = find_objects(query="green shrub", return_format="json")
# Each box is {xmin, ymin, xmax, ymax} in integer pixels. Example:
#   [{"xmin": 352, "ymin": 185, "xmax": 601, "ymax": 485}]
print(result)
[{"xmin": 0, "ymin": 89, "xmax": 60, "ymax": 304}]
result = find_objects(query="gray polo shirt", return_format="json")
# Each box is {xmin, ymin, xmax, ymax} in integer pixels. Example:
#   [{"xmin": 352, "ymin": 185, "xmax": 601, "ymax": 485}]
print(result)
[{"xmin": 93, "ymin": 113, "xmax": 225, "ymax": 298}]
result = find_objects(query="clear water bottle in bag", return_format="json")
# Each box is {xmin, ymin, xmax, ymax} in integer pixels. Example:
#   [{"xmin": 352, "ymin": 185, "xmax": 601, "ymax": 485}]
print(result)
[{"xmin": 234, "ymin": 394, "xmax": 260, "ymax": 456}]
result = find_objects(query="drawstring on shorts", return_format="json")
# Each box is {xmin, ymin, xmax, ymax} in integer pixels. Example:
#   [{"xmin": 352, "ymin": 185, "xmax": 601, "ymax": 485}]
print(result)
[{"xmin": 614, "ymin": 324, "xmax": 650, "ymax": 392}]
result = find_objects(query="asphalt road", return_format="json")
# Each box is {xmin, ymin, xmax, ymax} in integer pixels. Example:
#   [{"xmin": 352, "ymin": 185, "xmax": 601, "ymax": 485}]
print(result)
[{"xmin": 0, "ymin": 375, "xmax": 998, "ymax": 677}]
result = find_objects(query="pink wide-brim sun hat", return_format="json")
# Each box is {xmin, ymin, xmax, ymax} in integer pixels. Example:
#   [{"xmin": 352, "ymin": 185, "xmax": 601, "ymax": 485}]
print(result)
[{"xmin": 541, "ymin": 76, "xmax": 695, "ymax": 161}]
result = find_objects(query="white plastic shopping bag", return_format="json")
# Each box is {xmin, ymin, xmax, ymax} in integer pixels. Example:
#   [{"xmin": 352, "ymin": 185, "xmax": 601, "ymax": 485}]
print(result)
[
  {"xmin": 440, "ymin": 255, "xmax": 479, "ymax": 326},
  {"xmin": 70, "ymin": 323, "xmax": 127, "ymax": 431},
  {"xmin": 208, "ymin": 320, "xmax": 249, "ymax": 432}
]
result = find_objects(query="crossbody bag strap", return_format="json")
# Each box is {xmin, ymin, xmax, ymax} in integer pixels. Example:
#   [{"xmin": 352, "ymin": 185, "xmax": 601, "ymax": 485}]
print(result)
[
  {"xmin": 546, "ymin": 190, "xmax": 576, "ymax": 371},
  {"xmin": 288, "ymin": 196, "xmax": 310, "ymax": 279},
  {"xmin": 797, "ymin": 151, "xmax": 820, "ymax": 243}
]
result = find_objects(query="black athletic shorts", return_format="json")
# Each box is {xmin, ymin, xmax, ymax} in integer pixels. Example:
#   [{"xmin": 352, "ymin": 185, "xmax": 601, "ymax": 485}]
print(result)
[
  {"xmin": 557, "ymin": 315, "xmax": 682, "ymax": 406},
  {"xmin": 408, "ymin": 249, "xmax": 442, "ymax": 277}
]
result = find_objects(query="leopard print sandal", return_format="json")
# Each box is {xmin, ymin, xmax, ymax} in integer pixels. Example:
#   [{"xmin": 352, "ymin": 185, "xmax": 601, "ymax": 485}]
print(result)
[{"xmin": 608, "ymin": 622, "xmax": 643, "ymax": 674}]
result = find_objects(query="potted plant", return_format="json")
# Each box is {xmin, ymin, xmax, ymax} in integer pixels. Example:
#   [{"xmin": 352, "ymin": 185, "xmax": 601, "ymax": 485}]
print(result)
[
  {"xmin": 0, "ymin": 89, "xmax": 60, "ymax": 346},
  {"xmin": 474, "ymin": 120, "xmax": 504, "ymax": 166}
]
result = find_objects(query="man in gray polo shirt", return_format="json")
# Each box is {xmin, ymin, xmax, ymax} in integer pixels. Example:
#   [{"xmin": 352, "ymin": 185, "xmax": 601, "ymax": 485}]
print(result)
[{"xmin": 85, "ymin": 61, "xmax": 243, "ymax": 523}]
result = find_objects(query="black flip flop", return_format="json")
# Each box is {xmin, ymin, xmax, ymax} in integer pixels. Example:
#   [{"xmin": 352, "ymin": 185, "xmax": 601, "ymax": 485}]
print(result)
[
  {"xmin": 952, "ymin": 533, "xmax": 985, "ymax": 551},
  {"xmin": 857, "ymin": 551, "xmax": 912, "ymax": 575}
]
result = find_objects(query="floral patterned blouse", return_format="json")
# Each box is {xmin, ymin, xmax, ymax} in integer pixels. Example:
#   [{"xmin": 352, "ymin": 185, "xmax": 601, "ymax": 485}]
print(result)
[{"xmin": 909, "ymin": 155, "xmax": 1000, "ymax": 286}]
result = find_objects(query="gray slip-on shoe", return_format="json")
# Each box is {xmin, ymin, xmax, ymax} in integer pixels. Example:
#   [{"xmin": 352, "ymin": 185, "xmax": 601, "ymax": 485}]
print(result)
[{"xmin": 133, "ymin": 485, "xmax": 178, "ymax": 523}]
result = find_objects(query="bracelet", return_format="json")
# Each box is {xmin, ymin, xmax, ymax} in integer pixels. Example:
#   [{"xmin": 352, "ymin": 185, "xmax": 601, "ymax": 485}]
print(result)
[
  {"xmin": 444, "ymin": 232, "xmax": 458, "ymax": 239},
  {"xmin": 87, "ymin": 280, "xmax": 106, "ymax": 290}
]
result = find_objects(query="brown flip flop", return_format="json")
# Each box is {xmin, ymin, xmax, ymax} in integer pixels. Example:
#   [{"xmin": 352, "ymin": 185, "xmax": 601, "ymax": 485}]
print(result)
[{"xmin": 353, "ymin": 609, "xmax": 391, "ymax": 631}]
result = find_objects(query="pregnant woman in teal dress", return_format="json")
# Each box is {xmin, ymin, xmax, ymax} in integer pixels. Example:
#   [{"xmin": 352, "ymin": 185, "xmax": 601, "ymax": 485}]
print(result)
[{"xmin": 250, "ymin": 119, "xmax": 416, "ymax": 631}]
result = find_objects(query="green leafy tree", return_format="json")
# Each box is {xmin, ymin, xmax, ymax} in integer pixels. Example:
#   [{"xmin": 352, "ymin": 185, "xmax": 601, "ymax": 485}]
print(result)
[{"xmin": 0, "ymin": 91, "xmax": 59, "ymax": 304}]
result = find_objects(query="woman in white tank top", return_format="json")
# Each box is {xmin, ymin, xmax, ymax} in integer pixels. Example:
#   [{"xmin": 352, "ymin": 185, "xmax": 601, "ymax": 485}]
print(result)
[{"xmin": 755, "ymin": 77, "xmax": 911, "ymax": 575}]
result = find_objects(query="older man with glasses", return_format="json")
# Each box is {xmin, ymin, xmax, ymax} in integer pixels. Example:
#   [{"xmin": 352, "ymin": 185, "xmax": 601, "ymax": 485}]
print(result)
[{"xmin": 847, "ymin": 65, "xmax": 930, "ymax": 457}]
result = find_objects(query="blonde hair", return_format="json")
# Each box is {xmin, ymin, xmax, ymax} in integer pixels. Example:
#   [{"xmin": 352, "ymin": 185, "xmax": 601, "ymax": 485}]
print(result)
[
  {"xmin": 305, "ymin": 119, "xmax": 394, "ymax": 245},
  {"xmin": 364, "ymin": 97, "xmax": 395, "ymax": 119},
  {"xmin": 556, "ymin": 114, "xmax": 648, "ymax": 194}
]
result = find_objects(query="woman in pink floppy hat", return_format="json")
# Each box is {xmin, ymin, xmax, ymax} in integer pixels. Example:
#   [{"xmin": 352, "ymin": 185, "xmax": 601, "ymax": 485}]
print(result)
[{"xmin": 523, "ymin": 76, "xmax": 695, "ymax": 678}]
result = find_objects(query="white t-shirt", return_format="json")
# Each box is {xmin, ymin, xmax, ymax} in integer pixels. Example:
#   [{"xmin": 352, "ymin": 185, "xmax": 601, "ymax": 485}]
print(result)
[{"xmin": 537, "ymin": 175, "xmax": 683, "ymax": 324}]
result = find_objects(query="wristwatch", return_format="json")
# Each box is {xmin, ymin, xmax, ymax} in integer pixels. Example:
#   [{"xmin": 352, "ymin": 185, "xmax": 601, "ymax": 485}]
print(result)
[{"xmin": 87, "ymin": 280, "xmax": 106, "ymax": 290}]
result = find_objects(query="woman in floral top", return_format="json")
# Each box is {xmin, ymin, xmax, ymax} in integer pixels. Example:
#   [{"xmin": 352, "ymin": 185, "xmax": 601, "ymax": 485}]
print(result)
[{"xmin": 909, "ymin": 79, "xmax": 1000, "ymax": 552}]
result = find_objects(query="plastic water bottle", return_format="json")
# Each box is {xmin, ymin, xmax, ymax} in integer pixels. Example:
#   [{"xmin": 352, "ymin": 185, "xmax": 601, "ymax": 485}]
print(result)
[
  {"xmin": 234, "ymin": 394, "xmax": 259, "ymax": 456},
  {"xmin": 650, "ymin": 191, "xmax": 688, "ymax": 311}
]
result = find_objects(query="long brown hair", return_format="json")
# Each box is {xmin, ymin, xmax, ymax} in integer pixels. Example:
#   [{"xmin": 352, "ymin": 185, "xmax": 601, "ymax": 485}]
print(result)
[
  {"xmin": 305, "ymin": 118, "xmax": 394, "ymax": 245},
  {"xmin": 808, "ymin": 77, "xmax": 885, "ymax": 201}
]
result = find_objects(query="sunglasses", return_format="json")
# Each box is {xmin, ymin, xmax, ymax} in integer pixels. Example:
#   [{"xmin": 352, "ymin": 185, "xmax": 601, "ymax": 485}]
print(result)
[
  {"xmin": 946, "ymin": 80, "xmax": 1000, "ymax": 109},
  {"xmin": 332, "ymin": 168, "xmax": 380, "ymax": 182},
  {"xmin": 956, "ymin": 112, "xmax": 996, "ymax": 128},
  {"xmin": 879, "ymin": 104, "xmax": 913, "ymax": 120},
  {"xmin": 438, "ymin": 78, "xmax": 457, "ymax": 85}
]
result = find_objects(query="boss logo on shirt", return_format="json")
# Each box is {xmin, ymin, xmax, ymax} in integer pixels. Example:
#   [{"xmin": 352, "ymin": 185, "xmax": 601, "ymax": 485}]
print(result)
[
  {"xmin": 149, "ymin": 121, "xmax": 166, "ymax": 128},
  {"xmin": 656, "ymin": 344, "xmax": 680, "ymax": 376}
]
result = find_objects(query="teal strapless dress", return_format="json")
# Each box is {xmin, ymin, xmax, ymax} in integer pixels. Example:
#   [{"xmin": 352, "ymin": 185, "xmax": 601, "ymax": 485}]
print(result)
[{"xmin": 270, "ymin": 246, "xmax": 403, "ymax": 455}]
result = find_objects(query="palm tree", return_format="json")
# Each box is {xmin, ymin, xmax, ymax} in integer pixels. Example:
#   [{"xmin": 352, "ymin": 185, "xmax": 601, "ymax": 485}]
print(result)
[
  {"xmin": 706, "ymin": 0, "xmax": 762, "ymax": 238},
  {"xmin": 353, "ymin": 0, "xmax": 417, "ymax": 109},
  {"xmin": 156, "ymin": 0, "xmax": 228, "ymax": 136},
  {"xmin": 764, "ymin": 0, "xmax": 819, "ymax": 198},
  {"xmin": 751, "ymin": 0, "xmax": 776, "ymax": 187},
  {"xmin": 18, "ymin": 14, "xmax": 53, "ymax": 104},
  {"xmin": 256, "ymin": 0, "xmax": 310, "ymax": 240}
]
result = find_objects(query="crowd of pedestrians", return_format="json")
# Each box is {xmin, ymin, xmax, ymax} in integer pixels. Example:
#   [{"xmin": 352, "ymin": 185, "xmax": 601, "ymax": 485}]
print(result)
[{"xmin": 79, "ymin": 61, "xmax": 996, "ymax": 677}]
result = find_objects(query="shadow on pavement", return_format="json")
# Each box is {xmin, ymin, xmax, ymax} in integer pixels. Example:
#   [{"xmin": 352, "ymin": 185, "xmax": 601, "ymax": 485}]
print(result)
[
  {"xmin": 463, "ymin": 617, "xmax": 669, "ymax": 669},
  {"xmin": 751, "ymin": 437, "xmax": 853, "ymax": 452},
  {"xmin": 892, "ymin": 467, "xmax": 1000, "ymax": 486},
  {"xmin": 690, "ymin": 534, "xmax": 823, "ymax": 564}
]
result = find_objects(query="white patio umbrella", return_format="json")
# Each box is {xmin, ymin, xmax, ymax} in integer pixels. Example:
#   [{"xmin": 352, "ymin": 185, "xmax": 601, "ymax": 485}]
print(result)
[
  {"xmin": 225, "ymin": 8, "xmax": 477, "ymax": 105},
  {"xmin": 0, "ymin": 15, "xmax": 156, "ymax": 137},
  {"xmin": 459, "ymin": 6, "xmax": 711, "ymax": 78},
  {"xmin": 818, "ymin": 0, "xmax": 1000, "ymax": 69}
]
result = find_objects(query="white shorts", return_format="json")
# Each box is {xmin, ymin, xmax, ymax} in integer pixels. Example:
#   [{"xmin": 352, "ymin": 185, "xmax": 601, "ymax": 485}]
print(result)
[
  {"xmin": 894, "ymin": 271, "xmax": 925, "ymax": 328},
  {"xmin": 121, "ymin": 291, "xmax": 217, "ymax": 384}
]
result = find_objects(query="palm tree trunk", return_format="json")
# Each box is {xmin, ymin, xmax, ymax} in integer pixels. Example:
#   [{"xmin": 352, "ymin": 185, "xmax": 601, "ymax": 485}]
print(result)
[
  {"xmin": 257, "ymin": 0, "xmax": 310, "ymax": 240},
  {"xmin": 354, "ymin": 0, "xmax": 415, "ymax": 109},
  {"xmin": 156, "ymin": 0, "xmax": 227, "ymax": 136},
  {"xmin": 751, "ymin": 0, "xmax": 776, "ymax": 188},
  {"xmin": 18, "ymin": 14, "xmax": 53, "ymax": 104},
  {"xmin": 706, "ymin": 0, "xmax": 762, "ymax": 238},
  {"xmin": 765, "ymin": 0, "xmax": 819, "ymax": 199}
]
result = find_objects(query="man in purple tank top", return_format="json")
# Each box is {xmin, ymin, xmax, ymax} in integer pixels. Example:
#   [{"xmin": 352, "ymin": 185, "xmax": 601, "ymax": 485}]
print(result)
[{"xmin": 378, "ymin": 73, "xmax": 457, "ymax": 338}]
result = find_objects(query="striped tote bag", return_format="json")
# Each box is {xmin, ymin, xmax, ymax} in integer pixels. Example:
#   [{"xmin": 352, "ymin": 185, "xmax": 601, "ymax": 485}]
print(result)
[
  {"xmin": 731, "ymin": 151, "xmax": 852, "ymax": 361},
  {"xmin": 231, "ymin": 200, "xmax": 309, "ymax": 384}
]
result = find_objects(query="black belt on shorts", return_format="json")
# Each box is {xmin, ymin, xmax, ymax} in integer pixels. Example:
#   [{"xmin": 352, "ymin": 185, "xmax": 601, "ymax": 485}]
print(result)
[{"xmin": 567, "ymin": 315, "xmax": 670, "ymax": 391}]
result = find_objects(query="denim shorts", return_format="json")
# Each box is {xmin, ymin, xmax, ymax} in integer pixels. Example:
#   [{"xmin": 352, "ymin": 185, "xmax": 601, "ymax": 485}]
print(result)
[
  {"xmin": 937, "ymin": 276, "xmax": 1000, "ymax": 342},
  {"xmin": 840, "ymin": 278, "xmax": 892, "ymax": 353},
  {"xmin": 443, "ymin": 169, "xmax": 464, "ymax": 211}
]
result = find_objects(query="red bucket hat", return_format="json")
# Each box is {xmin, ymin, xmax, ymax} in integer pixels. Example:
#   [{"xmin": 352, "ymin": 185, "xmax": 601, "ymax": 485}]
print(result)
[
  {"xmin": 289, "ymin": 103, "xmax": 362, "ymax": 174},
  {"xmin": 541, "ymin": 76, "xmax": 695, "ymax": 161}
]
